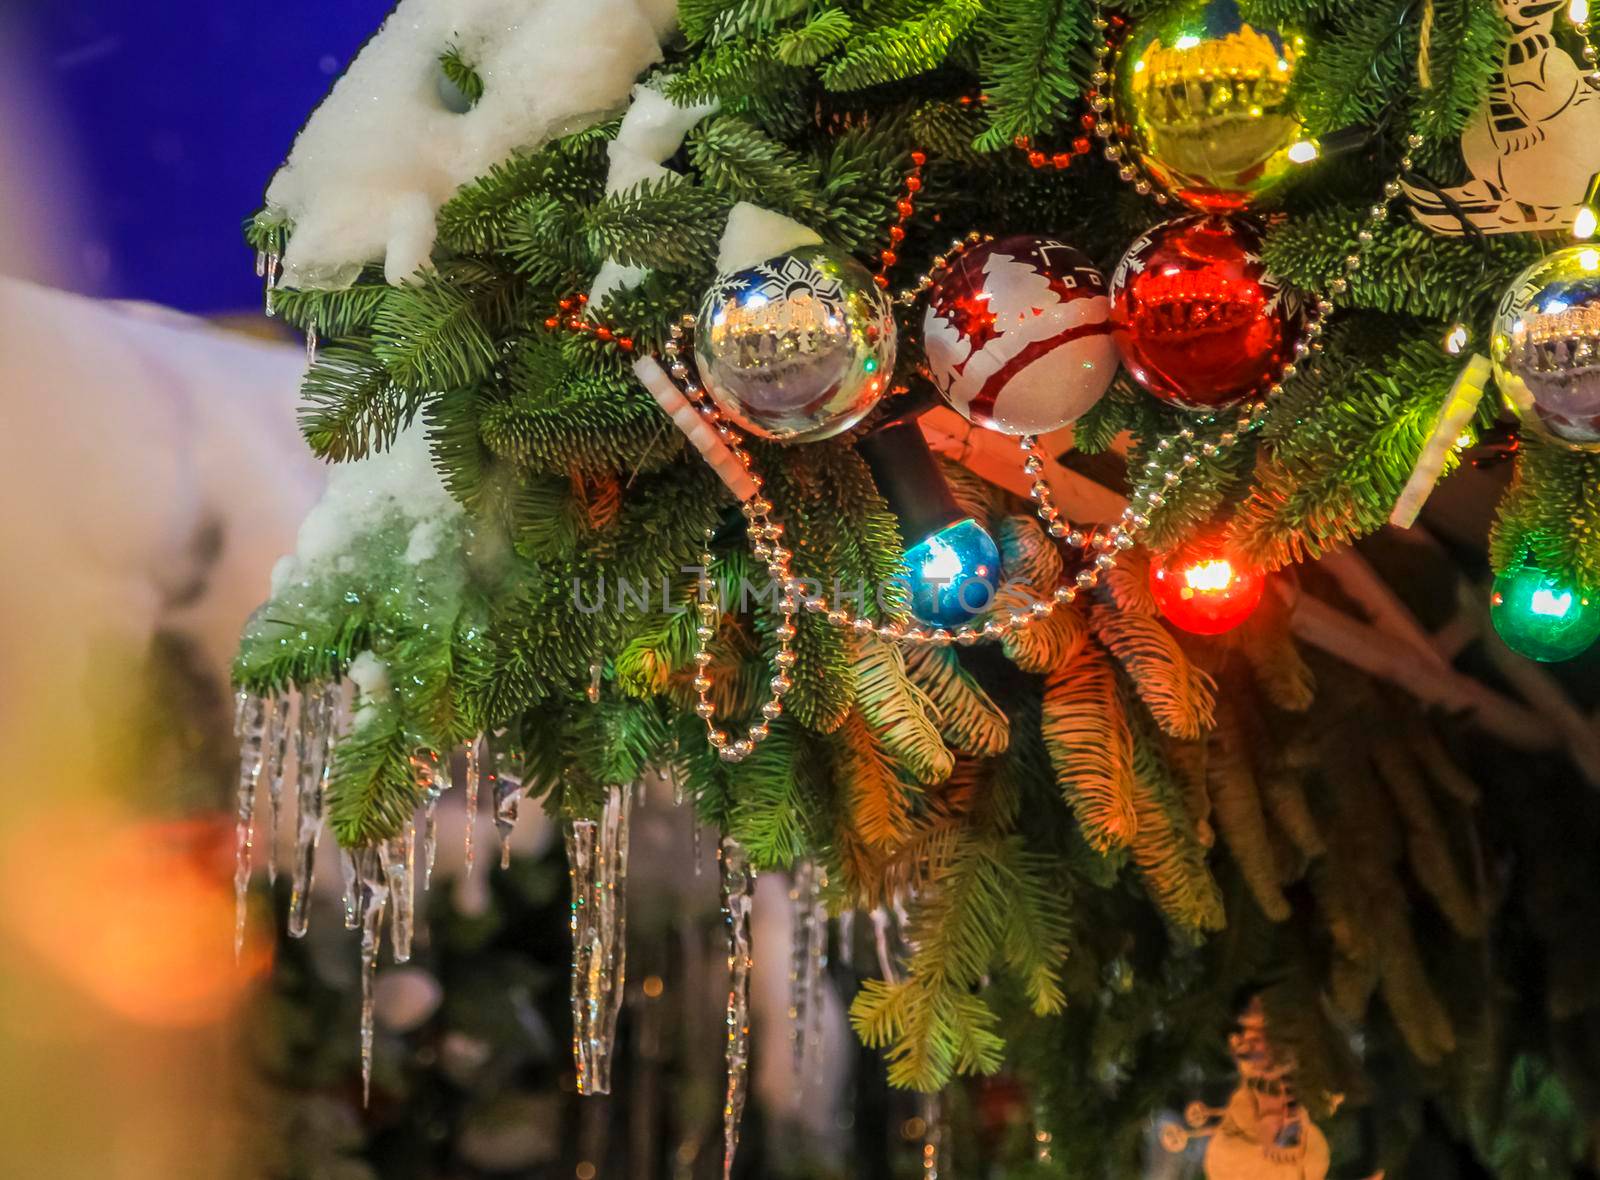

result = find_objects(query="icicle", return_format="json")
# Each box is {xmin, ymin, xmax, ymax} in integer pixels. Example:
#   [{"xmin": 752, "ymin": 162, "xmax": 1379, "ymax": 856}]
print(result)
[
  {"xmin": 920, "ymin": 1093, "xmax": 944, "ymax": 1180},
  {"xmin": 587, "ymin": 662, "xmax": 603, "ymax": 704},
  {"xmin": 287, "ymin": 685, "xmax": 335, "ymax": 938},
  {"xmin": 355, "ymin": 845, "xmax": 391, "ymax": 1107},
  {"xmin": 340, "ymin": 848, "xmax": 361, "ymax": 930},
  {"xmin": 567, "ymin": 784, "xmax": 632, "ymax": 1095},
  {"xmin": 422, "ymin": 800, "xmax": 440, "ymax": 889},
  {"xmin": 306, "ymin": 320, "xmax": 319, "ymax": 365},
  {"xmin": 489, "ymin": 732, "xmax": 524, "ymax": 871},
  {"xmin": 720, "ymin": 836, "xmax": 756, "ymax": 1180},
  {"xmin": 892, "ymin": 894, "xmax": 911, "ymax": 934},
  {"xmin": 233, "ymin": 692, "xmax": 270, "ymax": 960},
  {"xmin": 836, "ymin": 908, "xmax": 856, "ymax": 974},
  {"xmin": 262, "ymin": 695, "xmax": 291, "ymax": 886},
  {"xmin": 871, "ymin": 906, "xmax": 898, "ymax": 983},
  {"xmin": 788, "ymin": 861, "xmax": 828, "ymax": 1075},
  {"xmin": 693, "ymin": 819, "xmax": 703, "ymax": 877},
  {"xmin": 381, "ymin": 824, "xmax": 415, "ymax": 964},
  {"xmin": 411, "ymin": 748, "xmax": 448, "ymax": 890},
  {"xmin": 806, "ymin": 873, "xmax": 828, "ymax": 1060},
  {"xmin": 264, "ymin": 253, "xmax": 280, "ymax": 316},
  {"xmin": 254, "ymin": 249, "xmax": 267, "ymax": 278},
  {"xmin": 463, "ymin": 736, "xmax": 482, "ymax": 876}
]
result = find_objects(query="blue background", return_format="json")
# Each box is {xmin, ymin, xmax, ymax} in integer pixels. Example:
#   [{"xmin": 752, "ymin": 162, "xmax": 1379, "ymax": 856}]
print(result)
[{"xmin": 19, "ymin": 1, "xmax": 392, "ymax": 313}]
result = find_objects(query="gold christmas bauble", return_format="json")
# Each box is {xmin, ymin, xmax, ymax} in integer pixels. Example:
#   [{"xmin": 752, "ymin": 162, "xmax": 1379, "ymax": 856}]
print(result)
[{"xmin": 1114, "ymin": 0, "xmax": 1313, "ymax": 211}]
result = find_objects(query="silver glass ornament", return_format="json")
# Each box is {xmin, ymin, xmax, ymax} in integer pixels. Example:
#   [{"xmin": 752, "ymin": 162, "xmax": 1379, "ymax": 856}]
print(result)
[
  {"xmin": 694, "ymin": 245, "xmax": 896, "ymax": 443},
  {"xmin": 1493, "ymin": 246, "xmax": 1600, "ymax": 451}
]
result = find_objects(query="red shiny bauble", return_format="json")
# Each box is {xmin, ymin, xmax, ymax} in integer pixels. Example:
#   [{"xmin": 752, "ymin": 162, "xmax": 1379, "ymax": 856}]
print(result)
[
  {"xmin": 1109, "ymin": 216, "xmax": 1302, "ymax": 411},
  {"xmin": 1148, "ymin": 540, "xmax": 1266, "ymax": 635}
]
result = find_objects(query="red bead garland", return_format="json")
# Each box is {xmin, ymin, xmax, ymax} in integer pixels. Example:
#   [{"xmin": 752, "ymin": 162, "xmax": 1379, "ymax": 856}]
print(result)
[
  {"xmin": 544, "ymin": 293, "xmax": 635, "ymax": 353},
  {"xmin": 874, "ymin": 150, "xmax": 928, "ymax": 289}
]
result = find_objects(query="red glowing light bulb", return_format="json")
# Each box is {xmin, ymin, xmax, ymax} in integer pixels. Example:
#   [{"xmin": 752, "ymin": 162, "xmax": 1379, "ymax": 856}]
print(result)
[{"xmin": 1148, "ymin": 540, "xmax": 1266, "ymax": 634}]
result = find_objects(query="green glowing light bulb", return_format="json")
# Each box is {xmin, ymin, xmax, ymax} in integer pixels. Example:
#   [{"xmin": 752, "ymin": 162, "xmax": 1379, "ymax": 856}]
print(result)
[{"xmin": 1489, "ymin": 563, "xmax": 1600, "ymax": 662}]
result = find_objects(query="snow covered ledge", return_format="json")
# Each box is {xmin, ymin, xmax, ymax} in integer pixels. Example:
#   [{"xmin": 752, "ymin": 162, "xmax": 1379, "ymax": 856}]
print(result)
[{"xmin": 265, "ymin": 0, "xmax": 680, "ymax": 289}]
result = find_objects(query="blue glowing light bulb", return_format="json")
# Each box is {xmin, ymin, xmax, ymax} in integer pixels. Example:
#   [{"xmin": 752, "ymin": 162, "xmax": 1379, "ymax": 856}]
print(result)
[{"xmin": 903, "ymin": 517, "xmax": 1002, "ymax": 628}]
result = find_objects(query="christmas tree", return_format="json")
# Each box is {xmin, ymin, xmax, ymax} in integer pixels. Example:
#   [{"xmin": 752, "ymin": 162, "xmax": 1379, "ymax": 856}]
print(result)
[{"xmin": 234, "ymin": 0, "xmax": 1600, "ymax": 1174}]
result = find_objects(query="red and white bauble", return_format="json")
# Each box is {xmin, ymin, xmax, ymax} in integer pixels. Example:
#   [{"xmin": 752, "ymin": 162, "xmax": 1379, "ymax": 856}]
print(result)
[
  {"xmin": 923, "ymin": 235, "xmax": 1118, "ymax": 436},
  {"xmin": 1109, "ymin": 215, "xmax": 1303, "ymax": 412}
]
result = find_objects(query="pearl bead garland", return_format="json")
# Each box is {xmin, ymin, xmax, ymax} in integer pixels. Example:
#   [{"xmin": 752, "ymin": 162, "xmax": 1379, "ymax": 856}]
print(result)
[
  {"xmin": 1088, "ymin": 0, "xmax": 1422, "ymax": 300},
  {"xmin": 656, "ymin": 10, "xmax": 1422, "ymax": 761}
]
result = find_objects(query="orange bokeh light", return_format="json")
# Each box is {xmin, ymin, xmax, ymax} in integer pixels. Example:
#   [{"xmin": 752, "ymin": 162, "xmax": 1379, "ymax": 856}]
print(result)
[{"xmin": 1, "ymin": 807, "xmax": 270, "ymax": 1028}]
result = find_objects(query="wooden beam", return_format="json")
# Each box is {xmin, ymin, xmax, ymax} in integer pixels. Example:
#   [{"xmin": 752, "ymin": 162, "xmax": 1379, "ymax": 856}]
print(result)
[{"xmin": 926, "ymin": 409, "xmax": 1575, "ymax": 761}]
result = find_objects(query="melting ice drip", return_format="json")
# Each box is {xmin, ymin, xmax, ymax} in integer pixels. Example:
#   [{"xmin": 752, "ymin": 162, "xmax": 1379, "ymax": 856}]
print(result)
[
  {"xmin": 234, "ymin": 692, "xmax": 292, "ymax": 958},
  {"xmin": 488, "ymin": 731, "xmax": 525, "ymax": 871},
  {"xmin": 871, "ymin": 902, "xmax": 907, "ymax": 984},
  {"xmin": 835, "ymin": 907, "xmax": 856, "ymax": 974},
  {"xmin": 353, "ymin": 844, "xmax": 388, "ymax": 1106},
  {"xmin": 720, "ymin": 837, "xmax": 756, "ymax": 1180},
  {"xmin": 236, "ymin": 700, "xmax": 524, "ymax": 1105},
  {"xmin": 567, "ymin": 784, "xmax": 633, "ymax": 1096},
  {"xmin": 287, "ymin": 686, "xmax": 338, "ymax": 938},
  {"xmin": 235, "ymin": 688, "xmax": 342, "ymax": 952},
  {"xmin": 464, "ymin": 737, "xmax": 482, "ymax": 875},
  {"xmin": 350, "ymin": 828, "xmax": 416, "ymax": 1106},
  {"xmin": 411, "ymin": 747, "xmax": 451, "ymax": 891},
  {"xmin": 788, "ymin": 860, "xmax": 829, "ymax": 1075},
  {"xmin": 255, "ymin": 249, "xmax": 280, "ymax": 316}
]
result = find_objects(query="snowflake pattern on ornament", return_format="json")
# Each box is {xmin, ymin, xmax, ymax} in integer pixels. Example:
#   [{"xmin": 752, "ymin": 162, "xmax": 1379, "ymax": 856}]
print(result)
[
  {"xmin": 923, "ymin": 236, "xmax": 1117, "ymax": 436},
  {"xmin": 705, "ymin": 252, "xmax": 848, "ymax": 311}
]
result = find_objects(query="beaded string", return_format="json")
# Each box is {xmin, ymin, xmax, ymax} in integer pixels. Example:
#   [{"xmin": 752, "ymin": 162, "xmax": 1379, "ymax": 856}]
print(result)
[
  {"xmin": 545, "ymin": 292, "xmax": 636, "ymax": 352},
  {"xmin": 1083, "ymin": 0, "xmax": 1424, "ymax": 300},
  {"xmin": 558, "ymin": 8, "xmax": 1427, "ymax": 761},
  {"xmin": 1572, "ymin": 0, "xmax": 1599, "ymax": 76},
  {"xmin": 874, "ymin": 151, "xmax": 928, "ymax": 290},
  {"xmin": 1085, "ymin": 12, "xmax": 1165, "ymax": 201}
]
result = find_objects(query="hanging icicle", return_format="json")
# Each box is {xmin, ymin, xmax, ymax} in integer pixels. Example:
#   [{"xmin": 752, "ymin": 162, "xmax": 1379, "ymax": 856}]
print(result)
[
  {"xmin": 411, "ymin": 748, "xmax": 449, "ymax": 891},
  {"xmin": 463, "ymin": 735, "xmax": 482, "ymax": 876},
  {"xmin": 264, "ymin": 252, "xmax": 280, "ymax": 316},
  {"xmin": 836, "ymin": 908, "xmax": 856, "ymax": 974},
  {"xmin": 871, "ymin": 906, "xmax": 900, "ymax": 984},
  {"xmin": 788, "ymin": 861, "xmax": 829, "ymax": 1075},
  {"xmin": 567, "ymin": 784, "xmax": 632, "ymax": 1096},
  {"xmin": 489, "ymin": 732, "xmax": 524, "ymax": 871},
  {"xmin": 306, "ymin": 320, "xmax": 319, "ymax": 366},
  {"xmin": 263, "ymin": 695, "xmax": 292, "ymax": 886},
  {"xmin": 340, "ymin": 848, "xmax": 361, "ymax": 931},
  {"xmin": 355, "ymin": 844, "xmax": 391, "ymax": 1107},
  {"xmin": 233, "ymin": 692, "xmax": 270, "ymax": 960},
  {"xmin": 382, "ymin": 823, "xmax": 415, "ymax": 964},
  {"xmin": 287, "ymin": 684, "xmax": 336, "ymax": 938},
  {"xmin": 720, "ymin": 836, "xmax": 756, "ymax": 1180}
]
